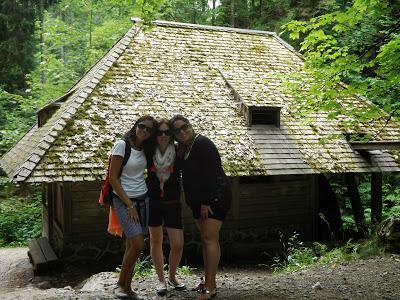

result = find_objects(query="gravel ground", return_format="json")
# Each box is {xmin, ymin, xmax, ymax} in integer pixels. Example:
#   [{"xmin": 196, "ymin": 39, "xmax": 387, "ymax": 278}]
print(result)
[{"xmin": 1, "ymin": 247, "xmax": 399, "ymax": 300}]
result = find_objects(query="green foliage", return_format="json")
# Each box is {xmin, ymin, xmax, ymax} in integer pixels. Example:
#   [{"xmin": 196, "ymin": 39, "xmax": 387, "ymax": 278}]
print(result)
[
  {"xmin": 0, "ymin": 188, "xmax": 42, "ymax": 246},
  {"xmin": 0, "ymin": 89, "xmax": 38, "ymax": 155},
  {"xmin": 158, "ymin": 0, "xmax": 210, "ymax": 24},
  {"xmin": 115, "ymin": 254, "xmax": 155, "ymax": 278},
  {"xmin": 272, "ymin": 233, "xmax": 317, "ymax": 273},
  {"xmin": 382, "ymin": 173, "xmax": 400, "ymax": 219},
  {"xmin": 273, "ymin": 233, "xmax": 382, "ymax": 273},
  {"xmin": 133, "ymin": 254, "xmax": 154, "ymax": 278},
  {"xmin": 326, "ymin": 173, "xmax": 400, "ymax": 235},
  {"xmin": 0, "ymin": 0, "xmax": 36, "ymax": 93},
  {"xmin": 282, "ymin": 0, "xmax": 400, "ymax": 126},
  {"xmin": 177, "ymin": 265, "xmax": 196, "ymax": 275}
]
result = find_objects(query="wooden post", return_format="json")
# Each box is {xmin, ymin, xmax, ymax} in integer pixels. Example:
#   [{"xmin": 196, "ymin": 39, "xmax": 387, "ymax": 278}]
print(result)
[
  {"xmin": 231, "ymin": 177, "xmax": 240, "ymax": 229},
  {"xmin": 63, "ymin": 183, "xmax": 72, "ymax": 240},
  {"xmin": 370, "ymin": 172, "xmax": 382, "ymax": 226},
  {"xmin": 344, "ymin": 173, "xmax": 367, "ymax": 238}
]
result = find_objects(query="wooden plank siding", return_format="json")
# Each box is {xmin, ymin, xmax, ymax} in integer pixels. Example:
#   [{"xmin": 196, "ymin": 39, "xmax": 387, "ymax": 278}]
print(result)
[
  {"xmin": 69, "ymin": 181, "xmax": 109, "ymax": 241},
  {"xmin": 60, "ymin": 175, "xmax": 316, "ymax": 243},
  {"xmin": 235, "ymin": 174, "xmax": 316, "ymax": 239}
]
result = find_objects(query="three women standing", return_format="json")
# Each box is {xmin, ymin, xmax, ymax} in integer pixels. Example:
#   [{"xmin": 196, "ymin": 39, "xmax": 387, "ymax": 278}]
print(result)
[{"xmin": 108, "ymin": 114, "xmax": 230, "ymax": 299}]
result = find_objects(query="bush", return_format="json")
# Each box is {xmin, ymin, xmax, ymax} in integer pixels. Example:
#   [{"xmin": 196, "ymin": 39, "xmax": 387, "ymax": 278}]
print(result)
[{"xmin": 0, "ymin": 190, "xmax": 42, "ymax": 246}]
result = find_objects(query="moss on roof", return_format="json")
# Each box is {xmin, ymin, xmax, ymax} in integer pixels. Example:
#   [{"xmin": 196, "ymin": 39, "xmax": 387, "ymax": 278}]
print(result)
[{"xmin": 1, "ymin": 21, "xmax": 399, "ymax": 183}]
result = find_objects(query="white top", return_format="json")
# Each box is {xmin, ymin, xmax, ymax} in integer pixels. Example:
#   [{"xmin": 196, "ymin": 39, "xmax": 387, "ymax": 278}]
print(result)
[{"xmin": 111, "ymin": 139, "xmax": 148, "ymax": 198}]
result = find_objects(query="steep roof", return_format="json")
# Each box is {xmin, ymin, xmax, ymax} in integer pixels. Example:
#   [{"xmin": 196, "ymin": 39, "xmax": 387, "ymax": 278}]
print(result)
[{"xmin": 1, "ymin": 20, "xmax": 400, "ymax": 182}]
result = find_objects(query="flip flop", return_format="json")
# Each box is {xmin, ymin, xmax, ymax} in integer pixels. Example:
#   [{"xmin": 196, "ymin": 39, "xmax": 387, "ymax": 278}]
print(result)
[
  {"xmin": 113, "ymin": 285, "xmax": 130, "ymax": 299},
  {"xmin": 156, "ymin": 283, "xmax": 167, "ymax": 296},
  {"xmin": 167, "ymin": 279, "xmax": 186, "ymax": 291},
  {"xmin": 196, "ymin": 288, "xmax": 217, "ymax": 299}
]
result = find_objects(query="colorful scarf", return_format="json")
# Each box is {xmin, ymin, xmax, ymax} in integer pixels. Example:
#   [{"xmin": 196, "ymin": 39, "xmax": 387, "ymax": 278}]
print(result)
[{"xmin": 153, "ymin": 143, "xmax": 176, "ymax": 197}]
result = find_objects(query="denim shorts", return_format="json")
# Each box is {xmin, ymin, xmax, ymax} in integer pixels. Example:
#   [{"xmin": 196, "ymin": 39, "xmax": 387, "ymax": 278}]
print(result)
[{"xmin": 112, "ymin": 194, "xmax": 149, "ymax": 238}]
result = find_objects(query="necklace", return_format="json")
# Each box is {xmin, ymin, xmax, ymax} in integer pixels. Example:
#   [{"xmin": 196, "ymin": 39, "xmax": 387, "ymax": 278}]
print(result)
[{"xmin": 184, "ymin": 134, "xmax": 199, "ymax": 160}]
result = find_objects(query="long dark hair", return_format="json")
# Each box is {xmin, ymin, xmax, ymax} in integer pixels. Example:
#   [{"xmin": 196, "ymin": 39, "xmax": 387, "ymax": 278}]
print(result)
[{"xmin": 123, "ymin": 115, "xmax": 157, "ymax": 157}]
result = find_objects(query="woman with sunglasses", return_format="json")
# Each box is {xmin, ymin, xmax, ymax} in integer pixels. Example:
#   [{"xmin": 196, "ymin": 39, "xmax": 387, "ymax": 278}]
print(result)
[
  {"xmin": 146, "ymin": 118, "xmax": 185, "ymax": 296},
  {"xmin": 170, "ymin": 115, "xmax": 231, "ymax": 300},
  {"xmin": 109, "ymin": 115, "xmax": 157, "ymax": 300}
]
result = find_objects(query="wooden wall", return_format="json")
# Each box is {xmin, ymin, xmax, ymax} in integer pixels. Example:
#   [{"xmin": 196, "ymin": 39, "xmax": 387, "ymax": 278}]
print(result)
[
  {"xmin": 69, "ymin": 181, "xmax": 109, "ymax": 241},
  {"xmin": 45, "ymin": 174, "xmax": 318, "ymax": 257},
  {"xmin": 181, "ymin": 174, "xmax": 318, "ymax": 240}
]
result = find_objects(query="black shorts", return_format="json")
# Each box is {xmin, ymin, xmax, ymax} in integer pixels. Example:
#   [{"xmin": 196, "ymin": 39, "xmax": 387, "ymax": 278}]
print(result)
[
  {"xmin": 148, "ymin": 200, "xmax": 183, "ymax": 229},
  {"xmin": 190, "ymin": 198, "xmax": 229, "ymax": 221}
]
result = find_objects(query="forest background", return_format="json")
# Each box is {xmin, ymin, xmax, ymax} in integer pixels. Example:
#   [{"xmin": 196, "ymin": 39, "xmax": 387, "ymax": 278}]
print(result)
[{"xmin": 0, "ymin": 0, "xmax": 399, "ymax": 247}]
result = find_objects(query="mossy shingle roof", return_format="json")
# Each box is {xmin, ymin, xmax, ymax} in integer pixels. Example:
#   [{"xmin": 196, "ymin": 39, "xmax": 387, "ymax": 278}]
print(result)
[{"xmin": 1, "ymin": 20, "xmax": 400, "ymax": 182}]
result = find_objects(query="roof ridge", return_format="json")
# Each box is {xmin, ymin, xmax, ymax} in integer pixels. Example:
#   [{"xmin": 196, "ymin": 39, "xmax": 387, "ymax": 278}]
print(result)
[
  {"xmin": 132, "ymin": 18, "xmax": 278, "ymax": 36},
  {"xmin": 10, "ymin": 26, "xmax": 142, "ymax": 182},
  {"xmin": 132, "ymin": 18, "xmax": 304, "ymax": 61}
]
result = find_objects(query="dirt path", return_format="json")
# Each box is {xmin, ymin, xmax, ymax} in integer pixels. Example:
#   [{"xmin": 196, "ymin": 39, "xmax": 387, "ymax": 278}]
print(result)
[{"xmin": 1, "ymin": 248, "xmax": 399, "ymax": 299}]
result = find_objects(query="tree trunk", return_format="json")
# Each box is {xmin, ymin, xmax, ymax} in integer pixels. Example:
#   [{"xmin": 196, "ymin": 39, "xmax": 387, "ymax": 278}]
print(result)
[
  {"xmin": 60, "ymin": 9, "xmax": 65, "ymax": 62},
  {"xmin": 370, "ymin": 172, "xmax": 382, "ymax": 226},
  {"xmin": 231, "ymin": 0, "xmax": 235, "ymax": 27},
  {"xmin": 39, "ymin": 0, "xmax": 46, "ymax": 84},
  {"xmin": 192, "ymin": 0, "xmax": 197, "ymax": 24},
  {"xmin": 89, "ymin": 8, "xmax": 93, "ymax": 48},
  {"xmin": 212, "ymin": 0, "xmax": 216, "ymax": 25},
  {"xmin": 344, "ymin": 173, "xmax": 367, "ymax": 238}
]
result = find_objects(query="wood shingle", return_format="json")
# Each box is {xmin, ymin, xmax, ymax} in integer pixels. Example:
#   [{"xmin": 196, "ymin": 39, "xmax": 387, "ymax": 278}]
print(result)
[{"xmin": 1, "ymin": 20, "xmax": 400, "ymax": 183}]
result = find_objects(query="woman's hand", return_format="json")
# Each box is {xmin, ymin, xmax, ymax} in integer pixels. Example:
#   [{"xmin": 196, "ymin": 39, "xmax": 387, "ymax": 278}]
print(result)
[
  {"xmin": 128, "ymin": 205, "xmax": 140, "ymax": 224},
  {"xmin": 201, "ymin": 204, "xmax": 213, "ymax": 219}
]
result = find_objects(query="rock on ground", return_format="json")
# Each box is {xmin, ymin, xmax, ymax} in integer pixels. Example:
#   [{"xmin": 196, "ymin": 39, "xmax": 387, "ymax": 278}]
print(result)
[{"xmin": 0, "ymin": 247, "xmax": 399, "ymax": 299}]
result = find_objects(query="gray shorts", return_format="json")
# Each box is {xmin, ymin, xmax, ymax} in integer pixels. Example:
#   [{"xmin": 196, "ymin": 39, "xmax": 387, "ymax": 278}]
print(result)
[{"xmin": 112, "ymin": 194, "xmax": 149, "ymax": 238}]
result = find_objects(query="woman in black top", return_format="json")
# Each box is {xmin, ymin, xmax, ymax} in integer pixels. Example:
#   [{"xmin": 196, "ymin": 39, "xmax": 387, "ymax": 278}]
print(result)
[
  {"xmin": 146, "ymin": 119, "xmax": 185, "ymax": 296},
  {"xmin": 170, "ymin": 115, "xmax": 231, "ymax": 300}
]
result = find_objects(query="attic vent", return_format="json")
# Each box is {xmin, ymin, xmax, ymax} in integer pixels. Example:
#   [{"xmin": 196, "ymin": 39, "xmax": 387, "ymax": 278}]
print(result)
[
  {"xmin": 250, "ymin": 107, "xmax": 280, "ymax": 127},
  {"xmin": 38, "ymin": 103, "xmax": 62, "ymax": 127},
  {"xmin": 37, "ymin": 89, "xmax": 75, "ymax": 127}
]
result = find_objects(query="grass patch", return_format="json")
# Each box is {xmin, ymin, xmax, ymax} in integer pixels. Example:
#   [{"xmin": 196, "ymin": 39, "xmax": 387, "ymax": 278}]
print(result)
[
  {"xmin": 272, "ymin": 233, "xmax": 383, "ymax": 273},
  {"xmin": 177, "ymin": 265, "xmax": 196, "ymax": 275}
]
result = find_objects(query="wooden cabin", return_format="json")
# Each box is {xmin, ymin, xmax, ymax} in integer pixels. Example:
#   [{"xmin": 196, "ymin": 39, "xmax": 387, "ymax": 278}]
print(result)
[{"xmin": 1, "ymin": 20, "xmax": 400, "ymax": 262}]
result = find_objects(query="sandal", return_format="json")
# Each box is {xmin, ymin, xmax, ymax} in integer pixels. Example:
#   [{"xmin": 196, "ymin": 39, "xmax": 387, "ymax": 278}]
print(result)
[
  {"xmin": 196, "ymin": 288, "xmax": 217, "ymax": 299},
  {"xmin": 156, "ymin": 283, "xmax": 167, "ymax": 296},
  {"xmin": 167, "ymin": 279, "xmax": 186, "ymax": 291},
  {"xmin": 113, "ymin": 285, "xmax": 130, "ymax": 299},
  {"xmin": 191, "ymin": 278, "xmax": 205, "ymax": 292},
  {"xmin": 128, "ymin": 291, "xmax": 145, "ymax": 300}
]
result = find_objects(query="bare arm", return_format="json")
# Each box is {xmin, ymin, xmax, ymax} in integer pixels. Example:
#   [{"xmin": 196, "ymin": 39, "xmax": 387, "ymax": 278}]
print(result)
[{"xmin": 109, "ymin": 154, "xmax": 140, "ymax": 223}]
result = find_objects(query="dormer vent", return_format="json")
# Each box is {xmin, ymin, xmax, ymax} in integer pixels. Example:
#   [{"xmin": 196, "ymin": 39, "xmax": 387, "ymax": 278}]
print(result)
[
  {"xmin": 37, "ymin": 89, "xmax": 75, "ymax": 127},
  {"xmin": 249, "ymin": 107, "xmax": 281, "ymax": 127}
]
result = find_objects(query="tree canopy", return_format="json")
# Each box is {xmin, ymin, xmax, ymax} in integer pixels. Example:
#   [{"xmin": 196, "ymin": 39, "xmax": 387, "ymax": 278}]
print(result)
[{"xmin": 283, "ymin": 0, "xmax": 400, "ymax": 127}]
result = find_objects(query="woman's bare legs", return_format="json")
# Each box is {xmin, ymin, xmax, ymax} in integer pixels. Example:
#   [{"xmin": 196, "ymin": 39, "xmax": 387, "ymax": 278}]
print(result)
[
  {"xmin": 166, "ymin": 227, "xmax": 184, "ymax": 284},
  {"xmin": 196, "ymin": 218, "xmax": 222, "ymax": 293},
  {"xmin": 149, "ymin": 226, "xmax": 166, "ymax": 285},
  {"xmin": 117, "ymin": 234, "xmax": 145, "ymax": 294}
]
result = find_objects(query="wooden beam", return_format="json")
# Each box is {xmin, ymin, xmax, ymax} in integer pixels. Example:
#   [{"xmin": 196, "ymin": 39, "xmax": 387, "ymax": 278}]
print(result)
[
  {"xmin": 350, "ymin": 141, "xmax": 400, "ymax": 150},
  {"xmin": 231, "ymin": 177, "xmax": 240, "ymax": 230},
  {"xmin": 370, "ymin": 172, "xmax": 383, "ymax": 226},
  {"xmin": 344, "ymin": 173, "xmax": 367, "ymax": 238}
]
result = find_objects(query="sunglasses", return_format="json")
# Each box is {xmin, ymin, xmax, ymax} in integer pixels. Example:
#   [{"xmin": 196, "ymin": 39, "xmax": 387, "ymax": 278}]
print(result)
[
  {"xmin": 173, "ymin": 123, "xmax": 190, "ymax": 135},
  {"xmin": 137, "ymin": 123, "xmax": 154, "ymax": 133},
  {"xmin": 157, "ymin": 129, "xmax": 172, "ymax": 137}
]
